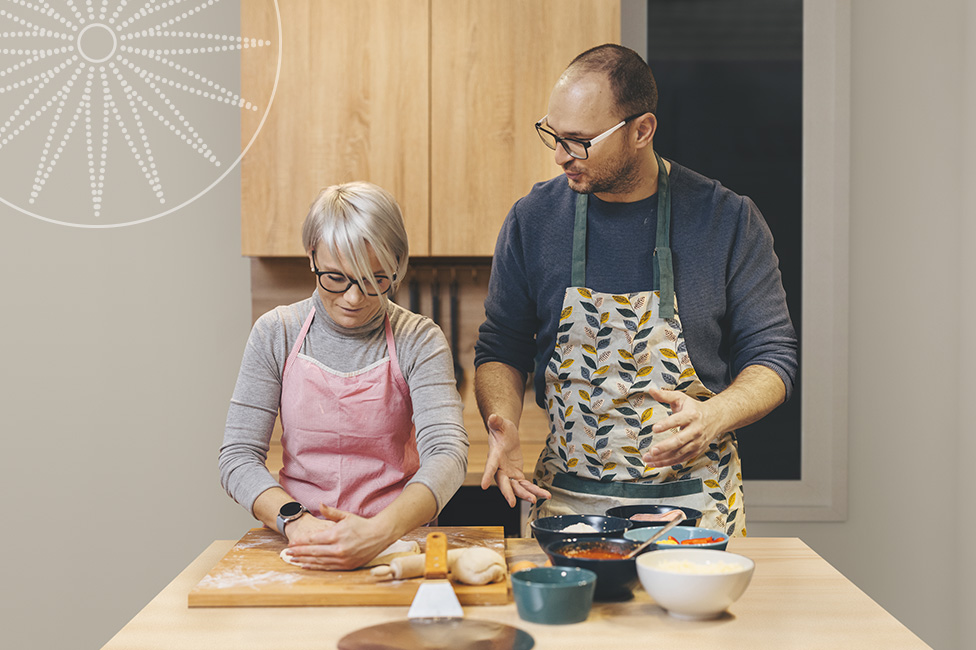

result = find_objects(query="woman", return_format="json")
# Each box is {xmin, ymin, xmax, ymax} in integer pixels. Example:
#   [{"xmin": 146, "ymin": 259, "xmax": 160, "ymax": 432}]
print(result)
[{"xmin": 219, "ymin": 181, "xmax": 468, "ymax": 570}]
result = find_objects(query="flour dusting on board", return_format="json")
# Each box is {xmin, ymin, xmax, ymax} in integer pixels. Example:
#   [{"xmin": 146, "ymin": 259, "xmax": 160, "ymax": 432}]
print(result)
[
  {"xmin": 197, "ymin": 567, "xmax": 302, "ymax": 590},
  {"xmin": 233, "ymin": 537, "xmax": 272, "ymax": 549}
]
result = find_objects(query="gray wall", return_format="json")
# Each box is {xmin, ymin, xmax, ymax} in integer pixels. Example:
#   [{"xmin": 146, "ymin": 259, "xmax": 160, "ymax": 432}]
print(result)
[
  {"xmin": 750, "ymin": 2, "xmax": 972, "ymax": 649},
  {"xmin": 0, "ymin": 188, "xmax": 255, "ymax": 650},
  {"xmin": 1, "ymin": 1, "xmax": 972, "ymax": 648},
  {"xmin": 754, "ymin": 2, "xmax": 973, "ymax": 649}
]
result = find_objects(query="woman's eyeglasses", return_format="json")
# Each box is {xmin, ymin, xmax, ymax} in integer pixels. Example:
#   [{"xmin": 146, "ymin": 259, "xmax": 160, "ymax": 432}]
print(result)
[{"xmin": 311, "ymin": 251, "xmax": 395, "ymax": 296}]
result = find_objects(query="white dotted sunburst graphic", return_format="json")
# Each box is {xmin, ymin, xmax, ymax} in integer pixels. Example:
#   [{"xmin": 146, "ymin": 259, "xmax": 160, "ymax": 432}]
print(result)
[{"xmin": 0, "ymin": 0, "xmax": 280, "ymax": 227}]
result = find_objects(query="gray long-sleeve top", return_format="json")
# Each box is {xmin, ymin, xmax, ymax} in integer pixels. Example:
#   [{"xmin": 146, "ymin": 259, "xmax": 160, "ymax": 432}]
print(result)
[{"xmin": 219, "ymin": 292, "xmax": 469, "ymax": 516}]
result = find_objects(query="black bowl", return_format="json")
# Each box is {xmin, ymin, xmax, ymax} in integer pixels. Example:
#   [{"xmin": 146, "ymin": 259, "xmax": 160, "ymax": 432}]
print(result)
[
  {"xmin": 530, "ymin": 514, "xmax": 634, "ymax": 550},
  {"xmin": 604, "ymin": 504, "xmax": 702, "ymax": 528},
  {"xmin": 543, "ymin": 536, "xmax": 647, "ymax": 601}
]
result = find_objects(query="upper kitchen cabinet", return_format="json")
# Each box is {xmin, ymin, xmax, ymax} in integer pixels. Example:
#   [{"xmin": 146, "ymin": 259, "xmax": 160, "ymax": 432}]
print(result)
[
  {"xmin": 429, "ymin": 0, "xmax": 619, "ymax": 255},
  {"xmin": 241, "ymin": 0, "xmax": 429, "ymax": 256},
  {"xmin": 241, "ymin": 0, "xmax": 619, "ymax": 257}
]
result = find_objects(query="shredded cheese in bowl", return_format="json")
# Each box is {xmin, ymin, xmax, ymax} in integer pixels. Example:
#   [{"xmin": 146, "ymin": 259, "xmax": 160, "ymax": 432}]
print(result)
[
  {"xmin": 653, "ymin": 560, "xmax": 744, "ymax": 574},
  {"xmin": 559, "ymin": 522, "xmax": 601, "ymax": 534}
]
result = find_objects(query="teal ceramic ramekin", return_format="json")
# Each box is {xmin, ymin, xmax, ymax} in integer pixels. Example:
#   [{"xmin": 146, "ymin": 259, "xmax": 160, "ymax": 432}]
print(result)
[{"xmin": 510, "ymin": 566, "xmax": 597, "ymax": 625}]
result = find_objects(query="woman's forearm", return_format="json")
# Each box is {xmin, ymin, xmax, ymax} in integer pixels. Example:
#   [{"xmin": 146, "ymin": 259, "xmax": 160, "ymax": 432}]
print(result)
[
  {"xmin": 371, "ymin": 483, "xmax": 438, "ymax": 544},
  {"xmin": 252, "ymin": 486, "xmax": 302, "ymax": 533}
]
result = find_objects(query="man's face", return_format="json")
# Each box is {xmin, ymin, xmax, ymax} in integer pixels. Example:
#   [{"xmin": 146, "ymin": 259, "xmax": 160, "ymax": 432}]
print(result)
[{"xmin": 545, "ymin": 72, "xmax": 641, "ymax": 197}]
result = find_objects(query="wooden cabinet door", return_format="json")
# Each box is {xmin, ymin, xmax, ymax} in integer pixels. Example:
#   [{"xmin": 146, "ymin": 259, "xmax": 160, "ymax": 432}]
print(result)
[
  {"xmin": 242, "ymin": 0, "xmax": 430, "ymax": 256},
  {"xmin": 429, "ymin": 0, "xmax": 620, "ymax": 256}
]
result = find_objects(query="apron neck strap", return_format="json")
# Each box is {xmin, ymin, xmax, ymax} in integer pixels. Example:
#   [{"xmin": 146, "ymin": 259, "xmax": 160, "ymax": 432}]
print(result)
[
  {"xmin": 286, "ymin": 306, "xmax": 318, "ymax": 368},
  {"xmin": 653, "ymin": 151, "xmax": 674, "ymax": 319},
  {"xmin": 382, "ymin": 311, "xmax": 398, "ymax": 367},
  {"xmin": 570, "ymin": 151, "xmax": 674, "ymax": 318},
  {"xmin": 571, "ymin": 194, "xmax": 588, "ymax": 287}
]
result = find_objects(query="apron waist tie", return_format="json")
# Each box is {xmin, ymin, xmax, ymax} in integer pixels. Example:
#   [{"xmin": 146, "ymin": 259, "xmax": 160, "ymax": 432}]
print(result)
[{"xmin": 551, "ymin": 473, "xmax": 703, "ymax": 499}]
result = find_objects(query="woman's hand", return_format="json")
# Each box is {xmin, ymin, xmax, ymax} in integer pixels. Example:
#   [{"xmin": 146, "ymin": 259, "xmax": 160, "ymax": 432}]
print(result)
[
  {"xmin": 481, "ymin": 413, "xmax": 551, "ymax": 507},
  {"xmin": 284, "ymin": 505, "xmax": 394, "ymax": 571}
]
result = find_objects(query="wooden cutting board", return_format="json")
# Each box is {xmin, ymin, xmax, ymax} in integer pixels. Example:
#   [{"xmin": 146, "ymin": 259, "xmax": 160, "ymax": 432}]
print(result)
[{"xmin": 188, "ymin": 526, "xmax": 509, "ymax": 607}]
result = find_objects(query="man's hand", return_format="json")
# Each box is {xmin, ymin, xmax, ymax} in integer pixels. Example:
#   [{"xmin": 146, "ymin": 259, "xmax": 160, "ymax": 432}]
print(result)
[
  {"xmin": 641, "ymin": 385, "xmax": 720, "ymax": 468},
  {"xmin": 481, "ymin": 413, "xmax": 551, "ymax": 507},
  {"xmin": 642, "ymin": 366, "xmax": 787, "ymax": 468}
]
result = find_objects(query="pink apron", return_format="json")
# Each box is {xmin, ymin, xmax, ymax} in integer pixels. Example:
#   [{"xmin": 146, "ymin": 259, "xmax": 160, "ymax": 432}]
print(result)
[{"xmin": 278, "ymin": 307, "xmax": 419, "ymax": 518}]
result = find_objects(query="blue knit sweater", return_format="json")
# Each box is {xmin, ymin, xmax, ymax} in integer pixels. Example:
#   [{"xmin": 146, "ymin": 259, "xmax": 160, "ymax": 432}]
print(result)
[{"xmin": 474, "ymin": 161, "xmax": 798, "ymax": 407}]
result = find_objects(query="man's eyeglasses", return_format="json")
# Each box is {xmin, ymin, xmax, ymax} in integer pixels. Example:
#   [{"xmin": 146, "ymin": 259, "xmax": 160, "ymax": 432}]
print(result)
[
  {"xmin": 534, "ymin": 113, "xmax": 646, "ymax": 160},
  {"xmin": 311, "ymin": 251, "xmax": 395, "ymax": 296}
]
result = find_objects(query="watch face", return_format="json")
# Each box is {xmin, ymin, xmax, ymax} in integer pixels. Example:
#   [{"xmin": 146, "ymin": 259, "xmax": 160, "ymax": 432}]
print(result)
[{"xmin": 280, "ymin": 502, "xmax": 304, "ymax": 518}]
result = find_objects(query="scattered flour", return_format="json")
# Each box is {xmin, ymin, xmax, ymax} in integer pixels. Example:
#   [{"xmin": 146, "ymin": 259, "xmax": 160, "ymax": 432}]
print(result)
[
  {"xmin": 233, "ymin": 539, "xmax": 271, "ymax": 549},
  {"xmin": 197, "ymin": 567, "xmax": 303, "ymax": 590}
]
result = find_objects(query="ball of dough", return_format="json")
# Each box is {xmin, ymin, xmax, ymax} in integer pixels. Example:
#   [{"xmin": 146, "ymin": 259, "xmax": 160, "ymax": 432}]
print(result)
[{"xmin": 451, "ymin": 547, "xmax": 506, "ymax": 585}]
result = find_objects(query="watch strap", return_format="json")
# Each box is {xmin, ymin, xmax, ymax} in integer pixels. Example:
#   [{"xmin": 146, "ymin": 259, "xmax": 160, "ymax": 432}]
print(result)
[{"xmin": 276, "ymin": 502, "xmax": 307, "ymax": 536}]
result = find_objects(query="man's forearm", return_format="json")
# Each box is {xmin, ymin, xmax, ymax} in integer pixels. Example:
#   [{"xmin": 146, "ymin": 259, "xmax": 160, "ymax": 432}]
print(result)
[
  {"xmin": 707, "ymin": 364, "xmax": 787, "ymax": 434},
  {"xmin": 474, "ymin": 361, "xmax": 527, "ymax": 429}
]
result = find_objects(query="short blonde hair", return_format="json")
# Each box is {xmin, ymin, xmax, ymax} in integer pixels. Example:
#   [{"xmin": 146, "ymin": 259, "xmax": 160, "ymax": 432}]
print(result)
[{"xmin": 301, "ymin": 182, "xmax": 409, "ymax": 294}]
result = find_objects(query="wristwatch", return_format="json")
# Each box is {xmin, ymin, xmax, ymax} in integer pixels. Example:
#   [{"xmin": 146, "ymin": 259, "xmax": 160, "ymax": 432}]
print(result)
[{"xmin": 276, "ymin": 501, "xmax": 307, "ymax": 536}]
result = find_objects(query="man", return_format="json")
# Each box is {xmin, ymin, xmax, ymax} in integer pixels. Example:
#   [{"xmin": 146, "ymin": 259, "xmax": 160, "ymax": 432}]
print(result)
[{"xmin": 473, "ymin": 44, "xmax": 797, "ymax": 536}]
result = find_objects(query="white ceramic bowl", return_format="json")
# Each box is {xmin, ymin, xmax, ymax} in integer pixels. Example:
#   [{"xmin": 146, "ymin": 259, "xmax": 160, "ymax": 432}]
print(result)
[{"xmin": 636, "ymin": 549, "xmax": 755, "ymax": 619}]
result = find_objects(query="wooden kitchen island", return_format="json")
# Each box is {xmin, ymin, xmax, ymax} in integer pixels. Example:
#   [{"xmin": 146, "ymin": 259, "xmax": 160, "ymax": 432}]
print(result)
[{"xmin": 102, "ymin": 536, "xmax": 930, "ymax": 649}]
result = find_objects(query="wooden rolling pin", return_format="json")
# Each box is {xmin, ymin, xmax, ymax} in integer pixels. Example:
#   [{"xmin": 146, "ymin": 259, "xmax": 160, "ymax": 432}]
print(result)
[
  {"xmin": 371, "ymin": 547, "xmax": 507, "ymax": 585},
  {"xmin": 371, "ymin": 549, "xmax": 465, "ymax": 580}
]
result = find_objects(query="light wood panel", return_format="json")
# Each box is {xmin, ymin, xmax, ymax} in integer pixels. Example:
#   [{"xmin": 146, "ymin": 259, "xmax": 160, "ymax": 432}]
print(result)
[
  {"xmin": 241, "ymin": 0, "xmax": 430, "ymax": 256},
  {"xmin": 429, "ymin": 0, "xmax": 620, "ymax": 255}
]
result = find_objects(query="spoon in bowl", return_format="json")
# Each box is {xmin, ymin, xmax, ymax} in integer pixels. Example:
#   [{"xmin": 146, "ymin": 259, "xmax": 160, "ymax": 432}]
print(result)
[{"xmin": 623, "ymin": 511, "xmax": 687, "ymax": 559}]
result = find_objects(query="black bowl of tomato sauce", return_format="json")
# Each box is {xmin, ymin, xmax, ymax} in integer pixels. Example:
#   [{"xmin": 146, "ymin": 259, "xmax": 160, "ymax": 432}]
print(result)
[{"xmin": 543, "ymin": 537, "xmax": 648, "ymax": 601}]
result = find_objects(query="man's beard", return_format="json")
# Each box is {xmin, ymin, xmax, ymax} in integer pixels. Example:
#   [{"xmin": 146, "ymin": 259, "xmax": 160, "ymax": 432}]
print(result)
[{"xmin": 565, "ymin": 151, "xmax": 642, "ymax": 196}]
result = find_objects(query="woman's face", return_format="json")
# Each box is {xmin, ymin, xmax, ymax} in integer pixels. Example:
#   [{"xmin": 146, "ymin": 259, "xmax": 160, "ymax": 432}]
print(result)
[{"xmin": 310, "ymin": 246, "xmax": 388, "ymax": 329}]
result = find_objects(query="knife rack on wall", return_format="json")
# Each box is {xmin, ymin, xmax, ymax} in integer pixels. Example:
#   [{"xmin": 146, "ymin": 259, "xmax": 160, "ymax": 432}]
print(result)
[{"xmin": 391, "ymin": 260, "xmax": 494, "ymax": 391}]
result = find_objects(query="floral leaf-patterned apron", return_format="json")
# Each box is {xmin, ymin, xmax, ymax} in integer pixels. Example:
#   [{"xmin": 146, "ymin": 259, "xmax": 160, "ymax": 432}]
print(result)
[{"xmin": 531, "ymin": 153, "xmax": 746, "ymax": 537}]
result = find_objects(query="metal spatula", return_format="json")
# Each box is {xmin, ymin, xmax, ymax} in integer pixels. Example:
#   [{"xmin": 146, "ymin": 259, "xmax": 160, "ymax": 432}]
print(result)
[{"xmin": 407, "ymin": 532, "xmax": 463, "ymax": 620}]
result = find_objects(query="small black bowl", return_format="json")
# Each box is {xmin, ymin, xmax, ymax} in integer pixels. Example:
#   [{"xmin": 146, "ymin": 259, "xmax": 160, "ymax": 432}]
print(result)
[
  {"xmin": 543, "ymin": 536, "xmax": 648, "ymax": 601},
  {"xmin": 530, "ymin": 514, "xmax": 633, "ymax": 551},
  {"xmin": 605, "ymin": 504, "xmax": 702, "ymax": 528}
]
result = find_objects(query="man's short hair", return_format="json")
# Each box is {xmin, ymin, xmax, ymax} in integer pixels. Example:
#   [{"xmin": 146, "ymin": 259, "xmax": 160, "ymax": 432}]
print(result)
[{"xmin": 567, "ymin": 44, "xmax": 658, "ymax": 118}]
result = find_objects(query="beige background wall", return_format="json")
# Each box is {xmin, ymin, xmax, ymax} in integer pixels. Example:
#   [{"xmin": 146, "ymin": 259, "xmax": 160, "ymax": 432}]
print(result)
[
  {"xmin": 749, "ymin": 3, "xmax": 972, "ymax": 650},
  {"xmin": 0, "ymin": 184, "xmax": 255, "ymax": 650},
  {"xmin": 0, "ymin": 1, "xmax": 972, "ymax": 648}
]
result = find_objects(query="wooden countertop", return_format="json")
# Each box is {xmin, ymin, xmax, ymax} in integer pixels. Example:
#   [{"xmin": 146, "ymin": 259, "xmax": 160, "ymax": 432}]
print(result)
[{"xmin": 102, "ymin": 536, "xmax": 930, "ymax": 650}]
